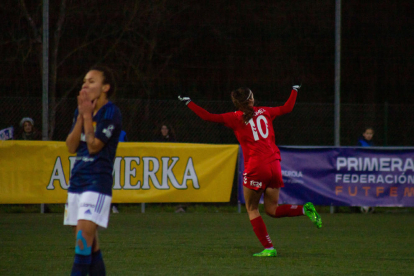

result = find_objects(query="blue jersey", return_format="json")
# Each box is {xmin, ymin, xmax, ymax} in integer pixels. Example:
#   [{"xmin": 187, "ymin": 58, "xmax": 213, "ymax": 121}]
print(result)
[{"xmin": 69, "ymin": 101, "xmax": 122, "ymax": 196}]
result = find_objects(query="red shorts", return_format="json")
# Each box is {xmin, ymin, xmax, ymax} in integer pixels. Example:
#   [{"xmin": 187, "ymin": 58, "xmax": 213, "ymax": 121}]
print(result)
[{"xmin": 243, "ymin": 159, "xmax": 284, "ymax": 191}]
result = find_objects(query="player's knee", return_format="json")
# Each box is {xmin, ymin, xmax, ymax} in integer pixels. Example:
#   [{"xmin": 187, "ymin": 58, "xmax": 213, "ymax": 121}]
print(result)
[
  {"xmin": 264, "ymin": 203, "xmax": 278, "ymax": 217},
  {"xmin": 75, "ymin": 230, "xmax": 92, "ymax": 255},
  {"xmin": 245, "ymin": 203, "xmax": 259, "ymax": 213}
]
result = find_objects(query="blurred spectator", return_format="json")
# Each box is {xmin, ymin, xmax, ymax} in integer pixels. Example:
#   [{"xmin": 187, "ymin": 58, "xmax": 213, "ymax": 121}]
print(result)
[
  {"xmin": 112, "ymin": 130, "xmax": 128, "ymax": 214},
  {"xmin": 15, "ymin": 117, "xmax": 42, "ymax": 140},
  {"xmin": 153, "ymin": 123, "xmax": 176, "ymax": 142},
  {"xmin": 357, "ymin": 127, "xmax": 375, "ymax": 213},
  {"xmin": 15, "ymin": 117, "xmax": 48, "ymax": 212},
  {"xmin": 357, "ymin": 127, "xmax": 374, "ymax": 147},
  {"xmin": 152, "ymin": 123, "xmax": 185, "ymax": 212}
]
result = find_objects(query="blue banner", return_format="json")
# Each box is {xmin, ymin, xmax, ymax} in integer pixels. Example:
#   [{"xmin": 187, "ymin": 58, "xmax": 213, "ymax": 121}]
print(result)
[{"xmin": 238, "ymin": 146, "xmax": 414, "ymax": 206}]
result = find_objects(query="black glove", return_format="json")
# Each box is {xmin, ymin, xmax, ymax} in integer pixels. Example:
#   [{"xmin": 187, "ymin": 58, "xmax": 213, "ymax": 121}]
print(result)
[
  {"xmin": 292, "ymin": 84, "xmax": 301, "ymax": 92},
  {"xmin": 178, "ymin": 95, "xmax": 191, "ymax": 105}
]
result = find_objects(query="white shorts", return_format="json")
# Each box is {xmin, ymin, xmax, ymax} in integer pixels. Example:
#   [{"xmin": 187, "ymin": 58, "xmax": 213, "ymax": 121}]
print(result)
[{"xmin": 64, "ymin": 191, "xmax": 112, "ymax": 228}]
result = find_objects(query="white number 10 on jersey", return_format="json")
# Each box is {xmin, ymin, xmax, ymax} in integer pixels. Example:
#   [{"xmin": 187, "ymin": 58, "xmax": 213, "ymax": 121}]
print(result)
[{"xmin": 248, "ymin": 115, "xmax": 269, "ymax": 141}]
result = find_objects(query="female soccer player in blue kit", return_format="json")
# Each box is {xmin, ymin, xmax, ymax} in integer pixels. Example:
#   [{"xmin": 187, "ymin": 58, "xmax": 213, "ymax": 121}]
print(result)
[{"xmin": 64, "ymin": 65, "xmax": 122, "ymax": 275}]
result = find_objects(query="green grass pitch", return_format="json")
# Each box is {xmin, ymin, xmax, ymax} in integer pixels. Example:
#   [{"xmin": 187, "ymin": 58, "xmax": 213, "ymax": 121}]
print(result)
[{"xmin": 0, "ymin": 212, "xmax": 413, "ymax": 275}]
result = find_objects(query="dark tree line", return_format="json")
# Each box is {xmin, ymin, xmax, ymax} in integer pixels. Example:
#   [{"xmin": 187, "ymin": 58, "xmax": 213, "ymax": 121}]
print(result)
[{"xmin": 1, "ymin": 0, "xmax": 413, "ymax": 104}]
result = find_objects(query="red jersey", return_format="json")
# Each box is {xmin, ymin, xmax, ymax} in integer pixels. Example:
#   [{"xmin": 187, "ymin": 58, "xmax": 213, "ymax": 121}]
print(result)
[{"xmin": 187, "ymin": 90, "xmax": 297, "ymax": 173}]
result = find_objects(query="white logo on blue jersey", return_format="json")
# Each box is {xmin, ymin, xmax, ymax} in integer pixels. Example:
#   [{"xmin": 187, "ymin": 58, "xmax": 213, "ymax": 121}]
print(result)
[
  {"xmin": 75, "ymin": 156, "xmax": 94, "ymax": 162},
  {"xmin": 103, "ymin": 125, "xmax": 114, "ymax": 138}
]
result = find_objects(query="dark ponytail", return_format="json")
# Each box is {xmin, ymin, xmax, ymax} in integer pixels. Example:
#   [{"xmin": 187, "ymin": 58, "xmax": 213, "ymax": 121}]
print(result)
[{"xmin": 231, "ymin": 87, "xmax": 254, "ymax": 123}]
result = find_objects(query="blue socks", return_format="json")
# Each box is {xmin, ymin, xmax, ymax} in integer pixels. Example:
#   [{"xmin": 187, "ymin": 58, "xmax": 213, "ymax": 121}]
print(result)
[
  {"xmin": 71, "ymin": 254, "xmax": 91, "ymax": 276},
  {"xmin": 89, "ymin": 250, "xmax": 106, "ymax": 276},
  {"xmin": 71, "ymin": 231, "xmax": 105, "ymax": 275},
  {"xmin": 70, "ymin": 251, "xmax": 106, "ymax": 276}
]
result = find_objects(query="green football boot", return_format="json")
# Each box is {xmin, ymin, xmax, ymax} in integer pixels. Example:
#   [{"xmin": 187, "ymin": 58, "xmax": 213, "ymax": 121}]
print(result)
[
  {"xmin": 253, "ymin": 248, "xmax": 277, "ymax": 257},
  {"xmin": 304, "ymin": 202, "xmax": 322, "ymax": 229}
]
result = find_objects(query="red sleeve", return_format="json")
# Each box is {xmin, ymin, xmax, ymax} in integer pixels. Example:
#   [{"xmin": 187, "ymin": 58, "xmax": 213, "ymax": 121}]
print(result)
[
  {"xmin": 267, "ymin": 90, "xmax": 297, "ymax": 120},
  {"xmin": 187, "ymin": 101, "xmax": 226, "ymax": 124}
]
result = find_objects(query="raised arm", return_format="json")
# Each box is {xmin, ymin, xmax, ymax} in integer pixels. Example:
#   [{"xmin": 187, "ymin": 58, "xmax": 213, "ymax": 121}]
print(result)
[
  {"xmin": 268, "ymin": 85, "xmax": 300, "ymax": 119},
  {"xmin": 178, "ymin": 96, "xmax": 225, "ymax": 123}
]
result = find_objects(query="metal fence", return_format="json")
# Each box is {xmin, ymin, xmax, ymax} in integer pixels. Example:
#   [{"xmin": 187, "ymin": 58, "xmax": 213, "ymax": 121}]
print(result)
[{"xmin": 1, "ymin": 97, "xmax": 413, "ymax": 146}]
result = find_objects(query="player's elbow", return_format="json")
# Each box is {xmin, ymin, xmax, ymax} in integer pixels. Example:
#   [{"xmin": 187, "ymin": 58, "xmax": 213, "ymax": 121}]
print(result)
[
  {"xmin": 280, "ymin": 107, "xmax": 294, "ymax": 115},
  {"xmin": 200, "ymin": 113, "xmax": 222, "ymax": 123},
  {"xmin": 87, "ymin": 146, "xmax": 100, "ymax": 155},
  {"xmin": 200, "ymin": 115, "xmax": 212, "ymax": 121},
  {"xmin": 87, "ymin": 140, "xmax": 104, "ymax": 155},
  {"xmin": 66, "ymin": 140, "xmax": 78, "ymax": 154}
]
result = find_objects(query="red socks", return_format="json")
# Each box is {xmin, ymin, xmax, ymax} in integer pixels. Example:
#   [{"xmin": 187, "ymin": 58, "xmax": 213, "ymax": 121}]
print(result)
[
  {"xmin": 275, "ymin": 205, "xmax": 304, "ymax": 218},
  {"xmin": 249, "ymin": 206, "xmax": 304, "ymax": 248},
  {"xmin": 250, "ymin": 216, "xmax": 273, "ymax": 249}
]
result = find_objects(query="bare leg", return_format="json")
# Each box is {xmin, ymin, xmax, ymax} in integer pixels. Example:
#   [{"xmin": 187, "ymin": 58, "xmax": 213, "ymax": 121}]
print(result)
[
  {"xmin": 72, "ymin": 225, "xmax": 99, "ymax": 251},
  {"xmin": 264, "ymin": 187, "xmax": 306, "ymax": 218},
  {"xmin": 71, "ymin": 220, "xmax": 98, "ymax": 275},
  {"xmin": 263, "ymin": 187, "xmax": 280, "ymax": 217},
  {"xmin": 76, "ymin": 219, "xmax": 98, "ymax": 252},
  {"xmin": 244, "ymin": 186, "xmax": 274, "ymax": 252},
  {"xmin": 243, "ymin": 186, "xmax": 263, "ymax": 220}
]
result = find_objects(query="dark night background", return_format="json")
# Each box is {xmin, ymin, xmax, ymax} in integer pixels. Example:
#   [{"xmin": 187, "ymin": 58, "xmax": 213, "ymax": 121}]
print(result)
[
  {"xmin": 0, "ymin": 0, "xmax": 413, "ymax": 145},
  {"xmin": 1, "ymin": 0, "xmax": 413, "ymax": 102}
]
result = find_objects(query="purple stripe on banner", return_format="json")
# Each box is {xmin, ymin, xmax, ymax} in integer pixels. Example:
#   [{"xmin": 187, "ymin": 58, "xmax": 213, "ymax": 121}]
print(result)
[{"xmin": 238, "ymin": 147, "xmax": 414, "ymax": 206}]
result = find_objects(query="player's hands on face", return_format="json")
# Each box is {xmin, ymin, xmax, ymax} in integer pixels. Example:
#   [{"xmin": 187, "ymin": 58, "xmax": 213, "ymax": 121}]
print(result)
[
  {"xmin": 78, "ymin": 90, "xmax": 96, "ymax": 117},
  {"xmin": 178, "ymin": 95, "xmax": 191, "ymax": 105}
]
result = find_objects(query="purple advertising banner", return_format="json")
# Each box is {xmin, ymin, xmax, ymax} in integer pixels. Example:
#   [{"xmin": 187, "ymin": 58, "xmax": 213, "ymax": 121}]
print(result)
[{"xmin": 238, "ymin": 146, "xmax": 414, "ymax": 206}]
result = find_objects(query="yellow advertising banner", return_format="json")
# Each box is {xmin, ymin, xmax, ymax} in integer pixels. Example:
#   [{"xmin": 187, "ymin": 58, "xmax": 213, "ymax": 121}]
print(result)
[{"xmin": 0, "ymin": 141, "xmax": 239, "ymax": 204}]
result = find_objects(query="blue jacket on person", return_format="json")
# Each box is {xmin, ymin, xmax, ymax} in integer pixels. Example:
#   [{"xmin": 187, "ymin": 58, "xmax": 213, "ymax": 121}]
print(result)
[
  {"xmin": 119, "ymin": 130, "xmax": 127, "ymax": 142},
  {"xmin": 357, "ymin": 137, "xmax": 374, "ymax": 147}
]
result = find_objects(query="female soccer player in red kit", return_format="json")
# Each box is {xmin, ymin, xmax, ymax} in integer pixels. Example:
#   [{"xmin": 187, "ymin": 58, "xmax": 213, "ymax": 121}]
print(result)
[{"xmin": 179, "ymin": 85, "xmax": 322, "ymax": 257}]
